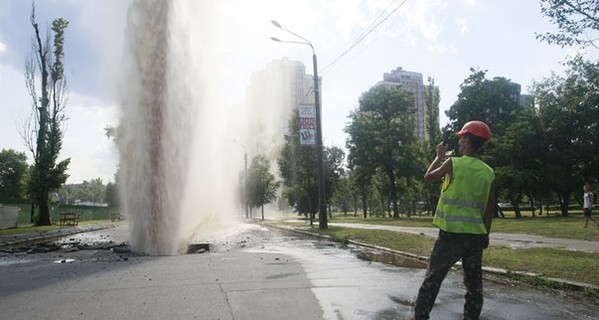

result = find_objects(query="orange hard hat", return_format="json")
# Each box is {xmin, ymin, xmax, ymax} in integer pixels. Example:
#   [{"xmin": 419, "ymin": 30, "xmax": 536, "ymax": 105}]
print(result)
[{"xmin": 456, "ymin": 120, "xmax": 491, "ymax": 141}]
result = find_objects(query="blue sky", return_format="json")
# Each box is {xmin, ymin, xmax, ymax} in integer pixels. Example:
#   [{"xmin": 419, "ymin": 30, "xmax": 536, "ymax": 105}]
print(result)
[{"xmin": 0, "ymin": 0, "xmax": 593, "ymax": 184}]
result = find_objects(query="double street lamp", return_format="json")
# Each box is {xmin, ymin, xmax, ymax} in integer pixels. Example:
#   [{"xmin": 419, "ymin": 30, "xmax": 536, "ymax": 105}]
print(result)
[{"xmin": 271, "ymin": 20, "xmax": 327, "ymax": 230}]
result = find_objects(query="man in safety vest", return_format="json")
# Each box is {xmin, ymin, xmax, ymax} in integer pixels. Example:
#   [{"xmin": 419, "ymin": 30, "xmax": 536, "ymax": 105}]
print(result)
[{"xmin": 413, "ymin": 120, "xmax": 496, "ymax": 320}]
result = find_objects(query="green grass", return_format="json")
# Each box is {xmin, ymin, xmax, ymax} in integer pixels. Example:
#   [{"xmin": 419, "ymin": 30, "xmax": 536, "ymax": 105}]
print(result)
[
  {"xmin": 318, "ymin": 227, "xmax": 436, "ymax": 257},
  {"xmin": 484, "ymin": 246, "xmax": 599, "ymax": 285}
]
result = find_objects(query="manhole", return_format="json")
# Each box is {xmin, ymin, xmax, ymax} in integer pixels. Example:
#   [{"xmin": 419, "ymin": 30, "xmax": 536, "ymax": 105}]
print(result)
[{"xmin": 187, "ymin": 243, "xmax": 210, "ymax": 254}]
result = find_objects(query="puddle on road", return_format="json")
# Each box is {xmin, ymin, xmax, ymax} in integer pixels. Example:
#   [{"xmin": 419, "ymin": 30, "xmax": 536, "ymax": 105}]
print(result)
[
  {"xmin": 353, "ymin": 249, "xmax": 427, "ymax": 269},
  {"xmin": 53, "ymin": 258, "xmax": 75, "ymax": 264}
]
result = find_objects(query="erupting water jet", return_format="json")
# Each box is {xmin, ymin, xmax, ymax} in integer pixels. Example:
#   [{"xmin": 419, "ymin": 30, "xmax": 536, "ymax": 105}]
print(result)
[{"xmin": 118, "ymin": 0, "xmax": 195, "ymax": 255}]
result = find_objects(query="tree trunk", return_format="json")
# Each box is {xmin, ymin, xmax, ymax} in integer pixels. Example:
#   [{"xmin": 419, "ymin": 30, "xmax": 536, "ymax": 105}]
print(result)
[
  {"xmin": 29, "ymin": 203, "xmax": 34, "ymax": 223},
  {"xmin": 513, "ymin": 202, "xmax": 522, "ymax": 219},
  {"xmin": 361, "ymin": 192, "xmax": 368, "ymax": 218},
  {"xmin": 559, "ymin": 193, "xmax": 570, "ymax": 217},
  {"xmin": 261, "ymin": 205, "xmax": 264, "ymax": 221},
  {"xmin": 38, "ymin": 192, "xmax": 51, "ymax": 225}
]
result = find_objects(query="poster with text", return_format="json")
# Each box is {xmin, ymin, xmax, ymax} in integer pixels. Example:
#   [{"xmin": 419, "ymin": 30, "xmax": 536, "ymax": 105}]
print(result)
[{"xmin": 299, "ymin": 104, "xmax": 316, "ymax": 146}]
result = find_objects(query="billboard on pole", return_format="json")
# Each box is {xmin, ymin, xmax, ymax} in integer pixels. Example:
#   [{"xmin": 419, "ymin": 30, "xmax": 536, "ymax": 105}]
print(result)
[{"xmin": 298, "ymin": 104, "xmax": 316, "ymax": 146}]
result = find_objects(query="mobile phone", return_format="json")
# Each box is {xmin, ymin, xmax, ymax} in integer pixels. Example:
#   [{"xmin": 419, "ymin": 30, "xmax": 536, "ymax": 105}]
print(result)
[{"xmin": 442, "ymin": 130, "xmax": 450, "ymax": 145}]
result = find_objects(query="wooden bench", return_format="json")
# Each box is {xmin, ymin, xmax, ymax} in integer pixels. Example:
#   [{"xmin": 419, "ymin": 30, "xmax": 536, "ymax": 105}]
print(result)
[{"xmin": 59, "ymin": 212, "xmax": 80, "ymax": 226}]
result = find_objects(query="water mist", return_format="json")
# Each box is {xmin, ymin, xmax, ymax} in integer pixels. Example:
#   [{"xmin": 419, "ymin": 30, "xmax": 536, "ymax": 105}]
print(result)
[
  {"xmin": 118, "ymin": 0, "xmax": 230, "ymax": 255},
  {"xmin": 116, "ymin": 1, "xmax": 299, "ymax": 255}
]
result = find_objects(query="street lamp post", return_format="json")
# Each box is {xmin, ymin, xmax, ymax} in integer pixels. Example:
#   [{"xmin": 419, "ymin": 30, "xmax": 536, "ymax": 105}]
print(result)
[
  {"xmin": 232, "ymin": 139, "xmax": 249, "ymax": 219},
  {"xmin": 271, "ymin": 20, "xmax": 327, "ymax": 229}
]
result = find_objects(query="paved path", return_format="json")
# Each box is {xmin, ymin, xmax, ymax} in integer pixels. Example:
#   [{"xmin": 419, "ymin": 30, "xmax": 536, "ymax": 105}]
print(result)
[{"xmin": 329, "ymin": 223, "xmax": 599, "ymax": 253}]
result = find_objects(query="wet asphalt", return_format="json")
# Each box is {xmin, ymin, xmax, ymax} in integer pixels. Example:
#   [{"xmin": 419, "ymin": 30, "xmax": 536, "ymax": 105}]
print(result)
[{"xmin": 0, "ymin": 223, "xmax": 598, "ymax": 320}]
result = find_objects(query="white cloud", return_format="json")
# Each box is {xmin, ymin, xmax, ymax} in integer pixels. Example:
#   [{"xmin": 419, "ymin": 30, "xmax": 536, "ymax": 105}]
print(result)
[
  {"xmin": 401, "ymin": 0, "xmax": 448, "ymax": 41},
  {"xmin": 330, "ymin": 0, "xmax": 367, "ymax": 41},
  {"xmin": 455, "ymin": 17, "xmax": 469, "ymax": 36},
  {"xmin": 0, "ymin": 41, "xmax": 6, "ymax": 54},
  {"xmin": 427, "ymin": 43, "xmax": 457, "ymax": 54}
]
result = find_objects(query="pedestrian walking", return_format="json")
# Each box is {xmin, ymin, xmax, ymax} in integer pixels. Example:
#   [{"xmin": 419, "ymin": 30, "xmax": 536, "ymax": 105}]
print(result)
[
  {"xmin": 583, "ymin": 182, "xmax": 599, "ymax": 228},
  {"xmin": 413, "ymin": 121, "xmax": 496, "ymax": 320}
]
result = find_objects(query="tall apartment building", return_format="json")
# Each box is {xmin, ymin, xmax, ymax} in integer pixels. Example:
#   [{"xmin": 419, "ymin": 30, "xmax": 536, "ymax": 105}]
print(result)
[
  {"xmin": 242, "ymin": 58, "xmax": 315, "ymax": 158},
  {"xmin": 375, "ymin": 67, "xmax": 430, "ymax": 141}
]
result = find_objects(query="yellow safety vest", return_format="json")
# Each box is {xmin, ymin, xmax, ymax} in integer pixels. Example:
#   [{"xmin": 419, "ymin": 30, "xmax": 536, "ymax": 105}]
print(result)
[{"xmin": 433, "ymin": 156, "xmax": 494, "ymax": 234}]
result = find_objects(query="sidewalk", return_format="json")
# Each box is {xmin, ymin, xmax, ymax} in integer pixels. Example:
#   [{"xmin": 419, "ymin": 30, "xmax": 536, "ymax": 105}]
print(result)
[{"xmin": 329, "ymin": 222, "xmax": 599, "ymax": 254}]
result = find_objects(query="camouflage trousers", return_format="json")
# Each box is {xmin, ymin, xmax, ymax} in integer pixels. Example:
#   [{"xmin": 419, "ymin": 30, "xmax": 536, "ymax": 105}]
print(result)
[{"xmin": 414, "ymin": 230, "xmax": 486, "ymax": 320}]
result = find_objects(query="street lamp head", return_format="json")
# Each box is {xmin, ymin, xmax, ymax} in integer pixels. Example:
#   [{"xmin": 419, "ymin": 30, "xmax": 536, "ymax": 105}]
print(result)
[
  {"xmin": 271, "ymin": 20, "xmax": 282, "ymax": 28},
  {"xmin": 270, "ymin": 37, "xmax": 281, "ymax": 42}
]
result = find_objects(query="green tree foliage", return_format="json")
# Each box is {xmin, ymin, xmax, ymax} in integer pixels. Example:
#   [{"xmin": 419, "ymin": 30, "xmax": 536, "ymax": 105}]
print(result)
[
  {"xmin": 57, "ymin": 178, "xmax": 107, "ymax": 205},
  {"xmin": 345, "ymin": 109, "xmax": 375, "ymax": 218},
  {"xmin": 532, "ymin": 56, "xmax": 599, "ymax": 216},
  {"xmin": 278, "ymin": 111, "xmax": 345, "ymax": 219},
  {"xmin": 105, "ymin": 181, "xmax": 119, "ymax": 208},
  {"xmin": 493, "ymin": 109, "xmax": 546, "ymax": 217},
  {"xmin": 446, "ymin": 69, "xmax": 530, "ymax": 217},
  {"xmin": 0, "ymin": 149, "xmax": 29, "ymax": 201},
  {"xmin": 424, "ymin": 76, "xmax": 442, "ymax": 146},
  {"xmin": 331, "ymin": 173, "xmax": 353, "ymax": 216},
  {"xmin": 247, "ymin": 154, "xmax": 279, "ymax": 220},
  {"xmin": 23, "ymin": 5, "xmax": 70, "ymax": 225},
  {"xmin": 346, "ymin": 85, "xmax": 419, "ymax": 218},
  {"xmin": 446, "ymin": 68, "xmax": 521, "ymax": 138},
  {"xmin": 537, "ymin": 0, "xmax": 599, "ymax": 48}
]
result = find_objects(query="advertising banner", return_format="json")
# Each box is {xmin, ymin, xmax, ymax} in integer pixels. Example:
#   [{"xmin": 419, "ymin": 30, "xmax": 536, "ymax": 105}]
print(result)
[{"xmin": 298, "ymin": 104, "xmax": 316, "ymax": 145}]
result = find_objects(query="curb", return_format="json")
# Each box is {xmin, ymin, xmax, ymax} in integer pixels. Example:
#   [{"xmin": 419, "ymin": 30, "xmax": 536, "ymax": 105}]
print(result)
[{"xmin": 266, "ymin": 223, "xmax": 599, "ymax": 293}]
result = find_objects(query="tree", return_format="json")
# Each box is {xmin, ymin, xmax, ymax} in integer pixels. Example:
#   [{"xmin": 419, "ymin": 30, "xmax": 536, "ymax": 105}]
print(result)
[
  {"xmin": 492, "ymin": 109, "xmax": 546, "ymax": 218},
  {"xmin": 247, "ymin": 154, "xmax": 279, "ymax": 221},
  {"xmin": 532, "ymin": 56, "xmax": 599, "ymax": 216},
  {"xmin": 424, "ymin": 76, "xmax": 442, "ymax": 145},
  {"xmin": 422, "ymin": 76, "xmax": 443, "ymax": 215},
  {"xmin": 346, "ymin": 109, "xmax": 376, "ymax": 218},
  {"xmin": 324, "ymin": 146, "xmax": 345, "ymax": 218},
  {"xmin": 345, "ymin": 85, "xmax": 416, "ymax": 218},
  {"xmin": 446, "ymin": 69, "xmax": 521, "ymax": 138},
  {"xmin": 105, "ymin": 181, "xmax": 119, "ymax": 208},
  {"xmin": 331, "ymin": 173, "xmax": 352, "ymax": 216},
  {"xmin": 278, "ymin": 111, "xmax": 345, "ymax": 221},
  {"xmin": 537, "ymin": 0, "xmax": 599, "ymax": 49},
  {"xmin": 22, "ymin": 5, "xmax": 70, "ymax": 225},
  {"xmin": 0, "ymin": 149, "xmax": 29, "ymax": 201}
]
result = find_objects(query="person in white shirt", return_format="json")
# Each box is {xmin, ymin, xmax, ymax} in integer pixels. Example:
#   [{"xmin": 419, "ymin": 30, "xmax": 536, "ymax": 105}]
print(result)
[{"xmin": 583, "ymin": 182, "xmax": 599, "ymax": 228}]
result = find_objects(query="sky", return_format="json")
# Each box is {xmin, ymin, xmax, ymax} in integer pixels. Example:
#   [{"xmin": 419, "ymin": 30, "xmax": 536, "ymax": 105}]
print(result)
[{"xmin": 0, "ymin": 0, "xmax": 593, "ymax": 184}]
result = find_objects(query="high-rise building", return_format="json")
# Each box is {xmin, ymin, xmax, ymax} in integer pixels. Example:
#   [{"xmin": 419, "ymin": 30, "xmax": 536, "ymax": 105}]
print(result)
[
  {"xmin": 375, "ymin": 67, "xmax": 430, "ymax": 141},
  {"xmin": 241, "ymin": 58, "xmax": 315, "ymax": 158}
]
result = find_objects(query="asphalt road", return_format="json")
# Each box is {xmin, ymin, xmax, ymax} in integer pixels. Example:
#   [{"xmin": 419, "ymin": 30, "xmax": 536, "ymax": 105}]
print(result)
[{"xmin": 0, "ymin": 224, "xmax": 598, "ymax": 320}]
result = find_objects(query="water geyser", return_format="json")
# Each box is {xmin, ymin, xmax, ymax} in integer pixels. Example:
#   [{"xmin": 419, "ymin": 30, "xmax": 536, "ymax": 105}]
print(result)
[{"xmin": 118, "ymin": 0, "xmax": 197, "ymax": 255}]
